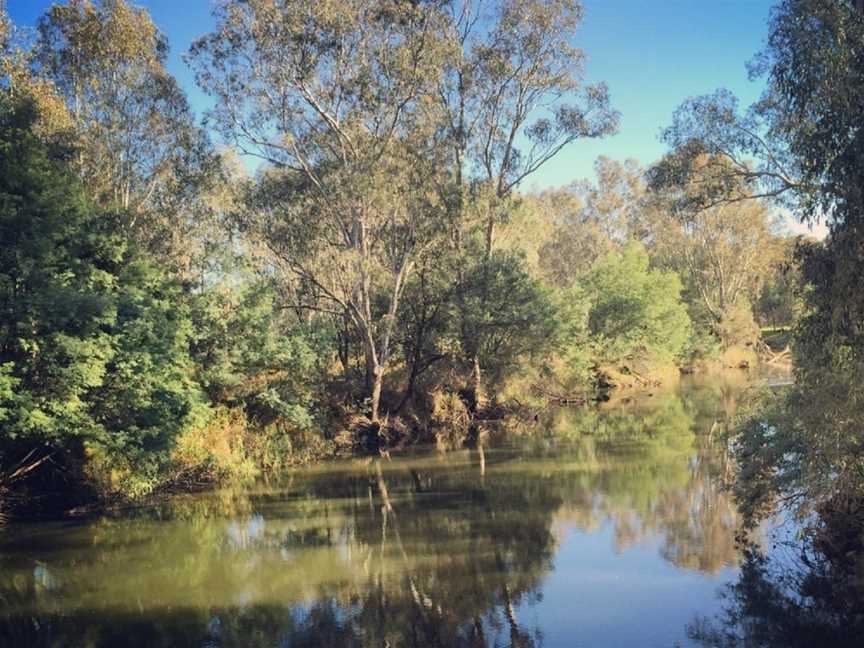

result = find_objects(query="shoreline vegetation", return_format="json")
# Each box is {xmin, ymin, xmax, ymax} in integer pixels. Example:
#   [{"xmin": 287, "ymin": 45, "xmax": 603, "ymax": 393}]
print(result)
[
  {"xmin": 3, "ymin": 0, "xmax": 864, "ymax": 642},
  {"xmin": 0, "ymin": 0, "xmax": 852, "ymax": 584},
  {"xmin": 0, "ymin": 0, "xmax": 806, "ymax": 523}
]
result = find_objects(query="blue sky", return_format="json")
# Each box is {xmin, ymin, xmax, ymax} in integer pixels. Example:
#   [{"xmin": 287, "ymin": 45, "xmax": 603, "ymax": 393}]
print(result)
[{"xmin": 8, "ymin": 0, "xmax": 775, "ymax": 189}]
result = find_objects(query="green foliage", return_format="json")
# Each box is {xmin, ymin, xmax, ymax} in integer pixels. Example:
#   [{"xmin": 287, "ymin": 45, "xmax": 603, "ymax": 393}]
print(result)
[
  {"xmin": 190, "ymin": 279, "xmax": 329, "ymax": 428},
  {"xmin": 35, "ymin": 0, "xmax": 211, "ymax": 234},
  {"xmin": 458, "ymin": 249, "xmax": 559, "ymax": 388},
  {"xmin": 682, "ymin": 301, "xmax": 723, "ymax": 361},
  {"xmin": 178, "ymin": 276, "xmax": 337, "ymax": 477},
  {"xmin": 4, "ymin": 0, "xmax": 826, "ymax": 521},
  {"xmin": 548, "ymin": 286, "xmax": 596, "ymax": 384},
  {"xmin": 87, "ymin": 260, "xmax": 203, "ymax": 479},
  {"xmin": 726, "ymin": 2, "xmax": 864, "ymax": 529},
  {"xmin": 0, "ymin": 98, "xmax": 114, "ymax": 445},
  {"xmin": 0, "ymin": 96, "xmax": 200, "ymax": 494},
  {"xmin": 715, "ymin": 302, "xmax": 760, "ymax": 349},
  {"xmin": 755, "ymin": 252, "xmax": 801, "ymax": 330},
  {"xmin": 581, "ymin": 241, "xmax": 692, "ymax": 364}
]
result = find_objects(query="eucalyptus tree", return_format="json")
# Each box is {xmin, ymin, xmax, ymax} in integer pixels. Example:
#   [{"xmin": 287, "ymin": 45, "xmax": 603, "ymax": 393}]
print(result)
[
  {"xmin": 573, "ymin": 157, "xmax": 652, "ymax": 241},
  {"xmin": 0, "ymin": 2, "xmax": 73, "ymax": 138},
  {"xmin": 651, "ymin": 163, "xmax": 782, "ymax": 342},
  {"xmin": 647, "ymin": 0, "xmax": 864, "ymax": 351},
  {"xmin": 189, "ymin": 0, "xmax": 454, "ymax": 423},
  {"xmin": 662, "ymin": 0, "xmax": 864, "ymax": 558},
  {"xmin": 652, "ymin": 1, "xmax": 864, "ymax": 226},
  {"xmin": 649, "ymin": 88, "xmax": 806, "ymax": 214},
  {"xmin": 33, "ymin": 0, "xmax": 212, "ymax": 266},
  {"xmin": 534, "ymin": 158, "xmax": 656, "ymax": 290},
  {"xmin": 437, "ymin": 0, "xmax": 618, "ymax": 245},
  {"xmin": 436, "ymin": 0, "xmax": 619, "ymax": 402}
]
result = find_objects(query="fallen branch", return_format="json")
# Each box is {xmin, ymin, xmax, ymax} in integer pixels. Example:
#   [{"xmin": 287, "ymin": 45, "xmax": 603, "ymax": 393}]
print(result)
[
  {"xmin": 765, "ymin": 345, "xmax": 793, "ymax": 366},
  {"xmin": 530, "ymin": 384, "xmax": 589, "ymax": 405},
  {"xmin": 1, "ymin": 449, "xmax": 55, "ymax": 484}
]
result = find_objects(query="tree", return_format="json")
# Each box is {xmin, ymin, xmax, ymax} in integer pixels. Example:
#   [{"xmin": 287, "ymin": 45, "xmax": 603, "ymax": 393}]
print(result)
[
  {"xmin": 754, "ymin": 237, "xmax": 802, "ymax": 329},
  {"xmin": 435, "ymin": 0, "xmax": 618, "ymax": 403},
  {"xmin": 534, "ymin": 158, "xmax": 655, "ymax": 290},
  {"xmin": 189, "ymin": 0, "xmax": 453, "ymax": 423},
  {"xmin": 0, "ymin": 2, "xmax": 73, "ymax": 138},
  {"xmin": 0, "ymin": 96, "xmax": 199, "ymax": 498},
  {"xmin": 189, "ymin": 0, "xmax": 617, "ymax": 421},
  {"xmin": 528, "ymin": 188, "xmax": 612, "ymax": 289},
  {"xmin": 33, "ymin": 0, "xmax": 213, "ymax": 267},
  {"xmin": 649, "ymin": 88, "xmax": 805, "ymax": 213},
  {"xmin": 581, "ymin": 241, "xmax": 692, "ymax": 365},
  {"xmin": 189, "ymin": 277, "xmax": 329, "ymax": 430},
  {"xmin": 573, "ymin": 157, "xmax": 652, "ymax": 241},
  {"xmin": 650, "ymin": 158, "xmax": 784, "ymax": 347},
  {"xmin": 393, "ymin": 256, "xmax": 458, "ymax": 411},
  {"xmin": 0, "ymin": 98, "xmax": 118, "ymax": 464},
  {"xmin": 457, "ymin": 248, "xmax": 559, "ymax": 394},
  {"xmin": 674, "ymin": 0, "xmax": 864, "ymax": 558},
  {"xmin": 436, "ymin": 0, "xmax": 618, "ymax": 247}
]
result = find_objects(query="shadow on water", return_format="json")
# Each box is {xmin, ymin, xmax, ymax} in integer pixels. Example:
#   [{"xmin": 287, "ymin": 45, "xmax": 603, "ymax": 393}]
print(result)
[
  {"xmin": 686, "ymin": 532, "xmax": 864, "ymax": 648},
  {"xmin": 685, "ymin": 370, "xmax": 864, "ymax": 648},
  {"xmin": 0, "ymin": 372, "xmax": 797, "ymax": 647}
]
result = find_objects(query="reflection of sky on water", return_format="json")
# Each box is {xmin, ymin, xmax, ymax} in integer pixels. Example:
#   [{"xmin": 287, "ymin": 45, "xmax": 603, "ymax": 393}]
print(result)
[
  {"xmin": 225, "ymin": 514, "xmax": 265, "ymax": 549},
  {"xmin": 527, "ymin": 523, "xmax": 737, "ymax": 647}
]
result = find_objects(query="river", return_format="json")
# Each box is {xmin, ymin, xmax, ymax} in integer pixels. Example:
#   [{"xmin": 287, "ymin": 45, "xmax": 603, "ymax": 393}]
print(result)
[{"xmin": 0, "ymin": 370, "xmax": 792, "ymax": 647}]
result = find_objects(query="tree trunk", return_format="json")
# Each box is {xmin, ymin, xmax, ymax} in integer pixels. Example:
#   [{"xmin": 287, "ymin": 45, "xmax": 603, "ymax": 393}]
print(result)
[
  {"xmin": 484, "ymin": 214, "xmax": 495, "ymax": 260},
  {"xmin": 364, "ymin": 345, "xmax": 376, "ymax": 395},
  {"xmin": 395, "ymin": 348, "xmax": 421, "ymax": 414},
  {"xmin": 471, "ymin": 203, "xmax": 495, "ymax": 412},
  {"xmin": 471, "ymin": 355, "xmax": 485, "ymax": 412},
  {"xmin": 370, "ymin": 364, "xmax": 384, "ymax": 423}
]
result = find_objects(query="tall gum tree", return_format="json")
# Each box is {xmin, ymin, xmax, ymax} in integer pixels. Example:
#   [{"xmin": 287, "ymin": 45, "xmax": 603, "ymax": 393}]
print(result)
[
  {"xmin": 0, "ymin": 1, "xmax": 73, "ymax": 138},
  {"xmin": 654, "ymin": 0, "xmax": 864, "ymax": 527},
  {"xmin": 434, "ymin": 0, "xmax": 619, "ymax": 404},
  {"xmin": 189, "ymin": 0, "xmax": 453, "ymax": 423},
  {"xmin": 33, "ymin": 0, "xmax": 212, "ymax": 267}
]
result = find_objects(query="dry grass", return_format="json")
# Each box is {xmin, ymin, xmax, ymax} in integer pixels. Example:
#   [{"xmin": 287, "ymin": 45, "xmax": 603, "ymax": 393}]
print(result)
[{"xmin": 430, "ymin": 389, "xmax": 472, "ymax": 450}]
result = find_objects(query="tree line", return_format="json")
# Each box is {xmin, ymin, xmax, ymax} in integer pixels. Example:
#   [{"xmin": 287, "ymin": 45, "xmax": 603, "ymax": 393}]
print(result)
[{"xmin": 0, "ymin": 0, "xmax": 802, "ymax": 514}]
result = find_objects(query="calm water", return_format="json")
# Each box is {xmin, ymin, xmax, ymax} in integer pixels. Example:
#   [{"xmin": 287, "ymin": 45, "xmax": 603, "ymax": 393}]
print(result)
[{"xmin": 0, "ymin": 372, "xmax": 787, "ymax": 648}]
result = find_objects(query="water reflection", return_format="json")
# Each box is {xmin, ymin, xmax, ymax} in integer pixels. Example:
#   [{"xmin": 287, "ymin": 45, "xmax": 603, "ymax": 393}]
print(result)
[
  {"xmin": 686, "ymin": 369, "xmax": 864, "ymax": 648},
  {"xmin": 687, "ymin": 537, "xmax": 864, "ymax": 648},
  {"xmin": 0, "ymin": 375, "xmax": 764, "ymax": 647}
]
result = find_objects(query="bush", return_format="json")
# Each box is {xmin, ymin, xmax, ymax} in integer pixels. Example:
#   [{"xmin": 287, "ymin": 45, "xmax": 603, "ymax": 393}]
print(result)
[
  {"xmin": 430, "ymin": 389, "xmax": 471, "ymax": 450},
  {"xmin": 0, "ymin": 98, "xmax": 202, "ymax": 501},
  {"xmin": 581, "ymin": 241, "xmax": 692, "ymax": 365},
  {"xmin": 716, "ymin": 301, "xmax": 760, "ymax": 349}
]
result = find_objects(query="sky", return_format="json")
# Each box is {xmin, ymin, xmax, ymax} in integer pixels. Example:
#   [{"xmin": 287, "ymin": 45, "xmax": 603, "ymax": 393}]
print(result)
[{"xmin": 12, "ymin": 0, "xmax": 828, "ymax": 237}]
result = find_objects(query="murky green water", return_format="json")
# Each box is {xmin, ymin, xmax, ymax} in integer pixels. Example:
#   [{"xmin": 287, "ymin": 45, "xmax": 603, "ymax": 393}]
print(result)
[{"xmin": 0, "ymin": 372, "xmax": 788, "ymax": 647}]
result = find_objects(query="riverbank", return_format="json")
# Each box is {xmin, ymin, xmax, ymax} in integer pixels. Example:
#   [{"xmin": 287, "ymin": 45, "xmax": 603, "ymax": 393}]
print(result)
[
  {"xmin": 1, "ymin": 364, "xmax": 790, "ymax": 525},
  {"xmin": 0, "ymin": 371, "xmax": 811, "ymax": 647}
]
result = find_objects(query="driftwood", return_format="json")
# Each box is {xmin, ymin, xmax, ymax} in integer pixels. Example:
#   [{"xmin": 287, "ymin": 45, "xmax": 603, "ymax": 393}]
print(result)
[
  {"xmin": 530, "ymin": 384, "xmax": 589, "ymax": 405},
  {"xmin": 765, "ymin": 345, "xmax": 793, "ymax": 366}
]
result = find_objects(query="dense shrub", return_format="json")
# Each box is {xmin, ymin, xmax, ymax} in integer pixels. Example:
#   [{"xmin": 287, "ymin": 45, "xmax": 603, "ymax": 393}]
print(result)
[
  {"xmin": 0, "ymin": 98, "xmax": 202, "ymax": 500},
  {"xmin": 581, "ymin": 241, "xmax": 692, "ymax": 365}
]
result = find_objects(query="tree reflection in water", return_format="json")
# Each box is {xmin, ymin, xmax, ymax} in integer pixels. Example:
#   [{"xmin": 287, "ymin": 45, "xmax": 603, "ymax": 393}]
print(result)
[
  {"xmin": 687, "ymin": 538, "xmax": 864, "ymax": 648},
  {"xmin": 688, "ymin": 373, "xmax": 864, "ymax": 647},
  {"xmin": 0, "ymin": 377, "xmax": 763, "ymax": 647}
]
